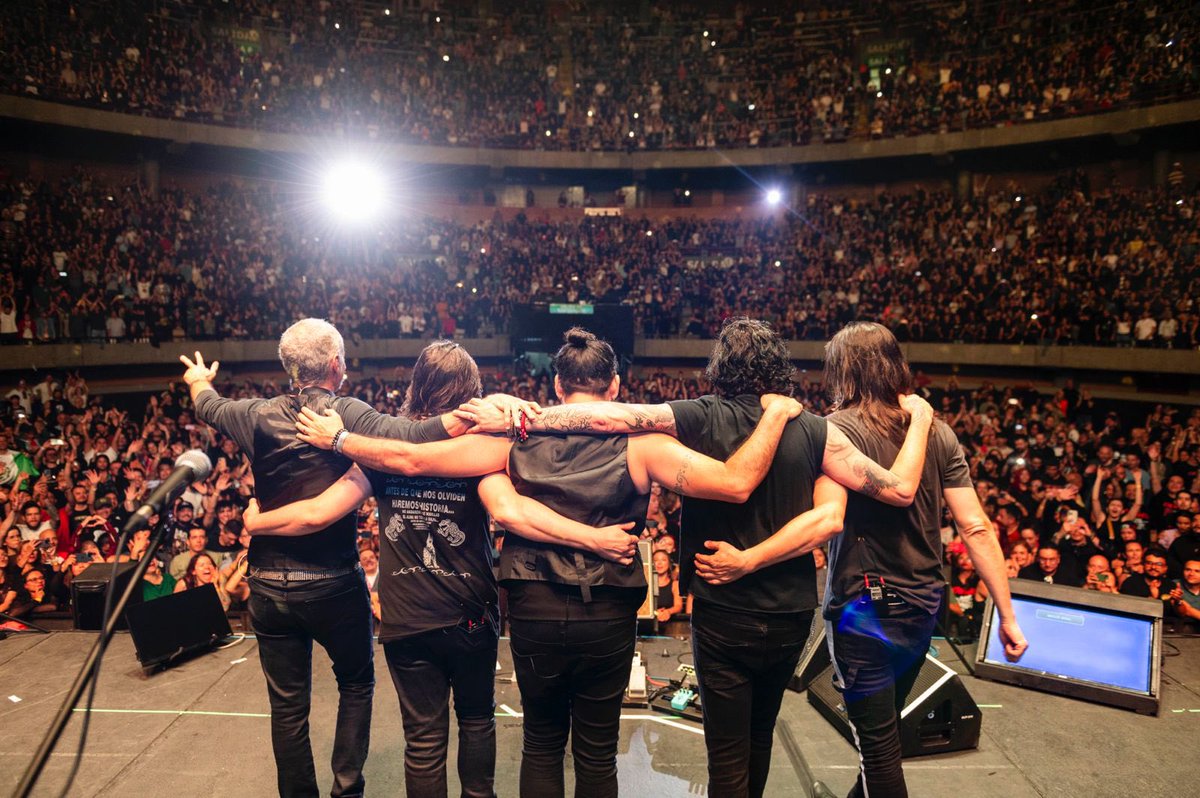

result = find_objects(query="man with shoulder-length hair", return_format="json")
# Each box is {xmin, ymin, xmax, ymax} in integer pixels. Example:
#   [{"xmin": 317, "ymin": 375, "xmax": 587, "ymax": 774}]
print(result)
[
  {"xmin": 179, "ymin": 319, "xmax": 471, "ymax": 798},
  {"xmin": 457, "ymin": 318, "xmax": 936, "ymax": 798}
]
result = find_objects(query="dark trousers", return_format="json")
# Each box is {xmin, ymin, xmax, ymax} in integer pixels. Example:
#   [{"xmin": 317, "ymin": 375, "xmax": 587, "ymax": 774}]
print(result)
[
  {"xmin": 690, "ymin": 600, "xmax": 814, "ymax": 798},
  {"xmin": 384, "ymin": 625, "xmax": 498, "ymax": 798},
  {"xmin": 248, "ymin": 571, "xmax": 375, "ymax": 798},
  {"xmin": 826, "ymin": 598, "xmax": 938, "ymax": 798},
  {"xmin": 509, "ymin": 614, "xmax": 637, "ymax": 798}
]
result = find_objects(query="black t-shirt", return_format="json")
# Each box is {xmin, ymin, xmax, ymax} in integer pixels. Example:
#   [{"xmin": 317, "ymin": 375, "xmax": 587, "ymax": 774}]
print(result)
[
  {"xmin": 367, "ymin": 470, "xmax": 498, "ymax": 641},
  {"xmin": 669, "ymin": 394, "xmax": 827, "ymax": 614},
  {"xmin": 824, "ymin": 412, "xmax": 973, "ymax": 618}
]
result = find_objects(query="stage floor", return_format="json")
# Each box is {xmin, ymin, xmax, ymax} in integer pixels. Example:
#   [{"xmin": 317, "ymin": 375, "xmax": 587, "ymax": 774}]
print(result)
[{"xmin": 0, "ymin": 631, "xmax": 1197, "ymax": 797}]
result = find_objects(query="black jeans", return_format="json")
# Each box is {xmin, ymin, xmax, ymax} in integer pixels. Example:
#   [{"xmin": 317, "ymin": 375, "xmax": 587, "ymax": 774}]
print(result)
[
  {"xmin": 384, "ymin": 625, "xmax": 498, "ymax": 798},
  {"xmin": 509, "ymin": 614, "xmax": 637, "ymax": 798},
  {"xmin": 826, "ymin": 597, "xmax": 938, "ymax": 798},
  {"xmin": 690, "ymin": 600, "xmax": 813, "ymax": 798},
  {"xmin": 248, "ymin": 571, "xmax": 375, "ymax": 798}
]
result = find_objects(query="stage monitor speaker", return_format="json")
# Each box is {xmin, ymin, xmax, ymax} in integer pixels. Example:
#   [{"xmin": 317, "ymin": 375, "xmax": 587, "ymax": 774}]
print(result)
[
  {"xmin": 71, "ymin": 560, "xmax": 144, "ymax": 631},
  {"xmin": 126, "ymin": 584, "xmax": 232, "ymax": 671},
  {"xmin": 808, "ymin": 654, "xmax": 981, "ymax": 758},
  {"xmin": 788, "ymin": 614, "xmax": 829, "ymax": 693},
  {"xmin": 974, "ymin": 579, "xmax": 1163, "ymax": 714}
]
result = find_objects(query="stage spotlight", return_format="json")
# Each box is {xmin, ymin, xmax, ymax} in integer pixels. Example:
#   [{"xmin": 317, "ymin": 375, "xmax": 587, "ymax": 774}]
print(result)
[
  {"xmin": 320, "ymin": 160, "xmax": 387, "ymax": 225},
  {"xmin": 765, "ymin": 187, "xmax": 783, "ymax": 206}
]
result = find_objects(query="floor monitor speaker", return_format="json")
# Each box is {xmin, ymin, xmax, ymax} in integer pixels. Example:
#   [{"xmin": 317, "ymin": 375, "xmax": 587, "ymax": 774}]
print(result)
[{"xmin": 807, "ymin": 653, "xmax": 981, "ymax": 757}]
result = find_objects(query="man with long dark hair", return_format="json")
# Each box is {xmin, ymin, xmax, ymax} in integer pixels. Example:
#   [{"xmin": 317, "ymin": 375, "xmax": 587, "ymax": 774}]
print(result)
[
  {"xmin": 699, "ymin": 322, "xmax": 1028, "ymax": 798},
  {"xmin": 457, "ymin": 318, "xmax": 937, "ymax": 798}
]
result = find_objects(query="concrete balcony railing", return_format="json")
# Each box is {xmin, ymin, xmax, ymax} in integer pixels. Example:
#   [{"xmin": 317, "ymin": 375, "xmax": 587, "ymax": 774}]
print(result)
[{"xmin": 3, "ymin": 94, "xmax": 1199, "ymax": 171}]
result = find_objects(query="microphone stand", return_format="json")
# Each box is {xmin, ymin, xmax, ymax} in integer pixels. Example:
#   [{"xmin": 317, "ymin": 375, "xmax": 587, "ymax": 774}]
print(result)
[{"xmin": 14, "ymin": 509, "xmax": 171, "ymax": 798}]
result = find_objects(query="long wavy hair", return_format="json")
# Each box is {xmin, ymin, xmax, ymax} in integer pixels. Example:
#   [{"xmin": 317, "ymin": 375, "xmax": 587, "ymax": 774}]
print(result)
[
  {"xmin": 402, "ymin": 341, "xmax": 483, "ymax": 419},
  {"xmin": 824, "ymin": 322, "xmax": 913, "ymax": 444},
  {"xmin": 703, "ymin": 318, "xmax": 795, "ymax": 398}
]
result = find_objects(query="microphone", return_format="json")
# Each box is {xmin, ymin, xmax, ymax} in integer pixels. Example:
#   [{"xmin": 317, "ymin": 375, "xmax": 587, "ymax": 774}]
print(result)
[{"xmin": 132, "ymin": 450, "xmax": 213, "ymax": 524}]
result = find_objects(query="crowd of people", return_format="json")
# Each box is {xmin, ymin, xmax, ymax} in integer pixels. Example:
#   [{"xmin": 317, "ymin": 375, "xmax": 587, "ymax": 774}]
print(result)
[
  {"xmin": 2, "ymin": 362, "xmax": 1198, "ymax": 632},
  {"xmin": 1, "ymin": 0, "xmax": 1195, "ymax": 150},
  {"xmin": 1, "ymin": 167, "xmax": 1198, "ymax": 348}
]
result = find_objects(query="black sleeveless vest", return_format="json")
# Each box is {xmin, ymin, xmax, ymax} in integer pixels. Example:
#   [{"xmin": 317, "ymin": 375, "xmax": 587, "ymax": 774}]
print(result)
[
  {"xmin": 250, "ymin": 388, "xmax": 358, "ymax": 570},
  {"xmin": 501, "ymin": 435, "xmax": 648, "ymax": 600}
]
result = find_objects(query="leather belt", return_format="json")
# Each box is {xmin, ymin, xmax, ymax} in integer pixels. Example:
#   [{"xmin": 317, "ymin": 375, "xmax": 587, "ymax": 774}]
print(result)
[{"xmin": 249, "ymin": 563, "xmax": 361, "ymax": 582}]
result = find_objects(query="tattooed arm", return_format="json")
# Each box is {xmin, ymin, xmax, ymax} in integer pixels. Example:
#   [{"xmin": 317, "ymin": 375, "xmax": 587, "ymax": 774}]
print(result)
[
  {"xmin": 628, "ymin": 396, "xmax": 802, "ymax": 502},
  {"xmin": 821, "ymin": 395, "xmax": 934, "ymax": 507},
  {"xmin": 455, "ymin": 398, "xmax": 677, "ymax": 436}
]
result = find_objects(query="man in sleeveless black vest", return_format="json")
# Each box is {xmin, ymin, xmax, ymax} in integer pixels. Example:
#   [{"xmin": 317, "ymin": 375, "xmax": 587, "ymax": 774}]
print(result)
[{"xmin": 179, "ymin": 319, "xmax": 461, "ymax": 798}]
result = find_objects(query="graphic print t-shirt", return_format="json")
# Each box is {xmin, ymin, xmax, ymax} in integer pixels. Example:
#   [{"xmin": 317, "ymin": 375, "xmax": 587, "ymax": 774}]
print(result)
[{"xmin": 366, "ymin": 469, "xmax": 497, "ymax": 641}]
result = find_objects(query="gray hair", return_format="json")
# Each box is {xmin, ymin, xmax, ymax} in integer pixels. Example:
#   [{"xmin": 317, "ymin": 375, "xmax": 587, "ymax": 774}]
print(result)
[{"xmin": 278, "ymin": 319, "xmax": 345, "ymax": 388}]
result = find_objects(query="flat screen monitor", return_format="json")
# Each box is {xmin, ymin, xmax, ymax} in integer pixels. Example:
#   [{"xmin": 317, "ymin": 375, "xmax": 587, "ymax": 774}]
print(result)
[{"xmin": 974, "ymin": 579, "xmax": 1162, "ymax": 714}]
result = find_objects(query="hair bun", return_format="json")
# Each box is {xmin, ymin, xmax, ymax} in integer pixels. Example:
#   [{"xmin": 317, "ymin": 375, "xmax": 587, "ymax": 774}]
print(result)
[{"xmin": 564, "ymin": 327, "xmax": 595, "ymax": 348}]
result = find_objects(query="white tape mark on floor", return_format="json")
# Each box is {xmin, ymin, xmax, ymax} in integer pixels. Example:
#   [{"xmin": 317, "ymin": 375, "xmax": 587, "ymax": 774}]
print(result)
[
  {"xmin": 0, "ymin": 751, "xmax": 129, "ymax": 758},
  {"xmin": 66, "ymin": 706, "xmax": 707, "ymax": 735},
  {"xmin": 72, "ymin": 708, "xmax": 270, "ymax": 718}
]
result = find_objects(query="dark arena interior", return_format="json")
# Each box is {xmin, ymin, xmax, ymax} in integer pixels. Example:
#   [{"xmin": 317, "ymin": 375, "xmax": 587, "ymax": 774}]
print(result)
[{"xmin": 1, "ymin": 1, "xmax": 1199, "ymax": 796}]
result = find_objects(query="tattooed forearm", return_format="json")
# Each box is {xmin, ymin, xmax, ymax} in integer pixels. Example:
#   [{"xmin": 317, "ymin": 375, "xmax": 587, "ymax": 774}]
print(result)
[
  {"xmin": 533, "ymin": 402, "xmax": 675, "ymax": 435},
  {"xmin": 855, "ymin": 459, "xmax": 899, "ymax": 498},
  {"xmin": 536, "ymin": 407, "xmax": 597, "ymax": 433},
  {"xmin": 673, "ymin": 452, "xmax": 694, "ymax": 494},
  {"xmin": 620, "ymin": 405, "xmax": 677, "ymax": 433}
]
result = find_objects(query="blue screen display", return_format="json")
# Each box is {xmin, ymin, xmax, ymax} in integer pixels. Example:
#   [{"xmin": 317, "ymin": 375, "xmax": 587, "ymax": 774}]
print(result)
[{"xmin": 983, "ymin": 596, "xmax": 1154, "ymax": 693}]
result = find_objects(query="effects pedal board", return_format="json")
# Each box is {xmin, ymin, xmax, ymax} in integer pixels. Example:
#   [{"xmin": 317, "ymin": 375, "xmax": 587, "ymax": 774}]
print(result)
[{"xmin": 649, "ymin": 663, "xmax": 703, "ymax": 724}]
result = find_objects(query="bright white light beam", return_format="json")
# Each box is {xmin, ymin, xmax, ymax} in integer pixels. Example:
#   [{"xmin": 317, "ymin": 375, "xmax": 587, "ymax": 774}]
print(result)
[
  {"xmin": 320, "ymin": 160, "xmax": 388, "ymax": 225},
  {"xmin": 765, "ymin": 187, "xmax": 783, "ymax": 206}
]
